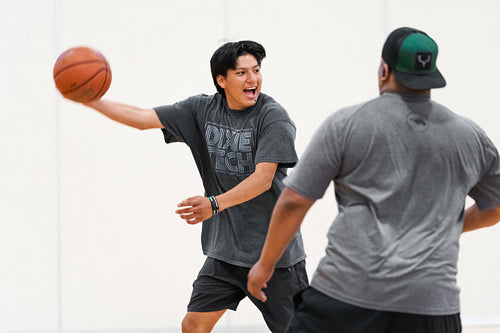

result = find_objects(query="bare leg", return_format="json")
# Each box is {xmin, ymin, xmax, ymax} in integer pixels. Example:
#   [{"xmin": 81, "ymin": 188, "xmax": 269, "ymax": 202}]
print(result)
[{"xmin": 181, "ymin": 310, "xmax": 227, "ymax": 333}]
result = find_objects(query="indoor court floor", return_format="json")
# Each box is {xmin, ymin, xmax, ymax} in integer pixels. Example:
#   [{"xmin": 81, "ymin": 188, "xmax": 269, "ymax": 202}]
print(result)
[{"xmin": 464, "ymin": 327, "xmax": 500, "ymax": 333}]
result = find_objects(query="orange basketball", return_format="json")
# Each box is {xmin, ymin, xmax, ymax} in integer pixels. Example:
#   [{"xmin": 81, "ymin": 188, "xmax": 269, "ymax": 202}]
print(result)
[{"xmin": 53, "ymin": 46, "xmax": 112, "ymax": 103}]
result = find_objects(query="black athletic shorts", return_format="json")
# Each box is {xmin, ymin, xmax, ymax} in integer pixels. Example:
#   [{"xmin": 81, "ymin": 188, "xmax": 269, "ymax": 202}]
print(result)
[
  {"xmin": 287, "ymin": 287, "xmax": 462, "ymax": 333},
  {"xmin": 187, "ymin": 257, "xmax": 308, "ymax": 333}
]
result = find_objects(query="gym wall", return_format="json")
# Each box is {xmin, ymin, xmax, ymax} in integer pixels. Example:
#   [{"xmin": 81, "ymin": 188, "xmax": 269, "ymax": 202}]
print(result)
[{"xmin": 1, "ymin": 0, "xmax": 499, "ymax": 331}]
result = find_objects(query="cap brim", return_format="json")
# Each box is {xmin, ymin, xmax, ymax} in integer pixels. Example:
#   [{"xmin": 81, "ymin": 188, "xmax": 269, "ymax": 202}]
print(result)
[{"xmin": 393, "ymin": 69, "xmax": 446, "ymax": 90}]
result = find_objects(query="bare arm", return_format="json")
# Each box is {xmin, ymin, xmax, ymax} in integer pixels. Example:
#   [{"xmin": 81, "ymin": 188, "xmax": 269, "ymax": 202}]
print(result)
[
  {"xmin": 84, "ymin": 99, "xmax": 163, "ymax": 130},
  {"xmin": 247, "ymin": 187, "xmax": 315, "ymax": 302},
  {"xmin": 463, "ymin": 203, "xmax": 500, "ymax": 233},
  {"xmin": 216, "ymin": 162, "xmax": 278, "ymax": 211},
  {"xmin": 175, "ymin": 162, "xmax": 279, "ymax": 224}
]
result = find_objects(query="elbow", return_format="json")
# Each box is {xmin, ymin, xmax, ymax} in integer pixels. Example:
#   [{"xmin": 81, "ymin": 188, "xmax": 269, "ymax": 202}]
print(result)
[
  {"xmin": 261, "ymin": 177, "xmax": 274, "ymax": 192},
  {"xmin": 135, "ymin": 119, "xmax": 159, "ymax": 131},
  {"xmin": 282, "ymin": 197, "xmax": 301, "ymax": 212},
  {"xmin": 135, "ymin": 109, "xmax": 161, "ymax": 130},
  {"xmin": 463, "ymin": 204, "xmax": 500, "ymax": 233},
  {"xmin": 254, "ymin": 172, "xmax": 274, "ymax": 193},
  {"xmin": 277, "ymin": 187, "xmax": 315, "ymax": 213},
  {"xmin": 253, "ymin": 162, "xmax": 279, "ymax": 194},
  {"xmin": 490, "ymin": 206, "xmax": 500, "ymax": 227}
]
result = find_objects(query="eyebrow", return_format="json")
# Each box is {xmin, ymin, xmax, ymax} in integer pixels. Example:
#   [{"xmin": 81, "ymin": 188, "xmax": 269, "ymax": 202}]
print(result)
[{"xmin": 234, "ymin": 64, "xmax": 260, "ymax": 71}]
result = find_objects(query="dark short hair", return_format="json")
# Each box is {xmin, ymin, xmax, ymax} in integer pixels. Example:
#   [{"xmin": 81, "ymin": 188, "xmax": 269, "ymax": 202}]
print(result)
[{"xmin": 210, "ymin": 40, "xmax": 266, "ymax": 96}]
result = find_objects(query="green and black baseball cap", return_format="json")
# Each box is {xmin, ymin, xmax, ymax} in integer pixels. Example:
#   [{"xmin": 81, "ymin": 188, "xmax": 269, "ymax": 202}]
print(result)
[{"xmin": 382, "ymin": 27, "xmax": 446, "ymax": 90}]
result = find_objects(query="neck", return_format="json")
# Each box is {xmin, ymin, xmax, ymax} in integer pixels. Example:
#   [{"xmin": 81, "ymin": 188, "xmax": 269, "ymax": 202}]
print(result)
[
  {"xmin": 380, "ymin": 73, "xmax": 431, "ymax": 98},
  {"xmin": 381, "ymin": 86, "xmax": 431, "ymax": 98}
]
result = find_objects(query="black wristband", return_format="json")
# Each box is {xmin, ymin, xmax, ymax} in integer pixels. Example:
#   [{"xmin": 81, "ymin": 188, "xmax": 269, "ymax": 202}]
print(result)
[{"xmin": 208, "ymin": 196, "xmax": 219, "ymax": 216}]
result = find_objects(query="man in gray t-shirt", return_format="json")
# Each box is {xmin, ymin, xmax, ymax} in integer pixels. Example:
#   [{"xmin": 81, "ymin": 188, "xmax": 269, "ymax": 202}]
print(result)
[
  {"xmin": 248, "ymin": 27, "xmax": 500, "ymax": 333},
  {"xmin": 77, "ymin": 41, "xmax": 307, "ymax": 332}
]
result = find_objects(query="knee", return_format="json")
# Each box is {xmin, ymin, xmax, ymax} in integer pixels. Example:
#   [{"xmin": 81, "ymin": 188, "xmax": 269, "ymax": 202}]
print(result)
[
  {"xmin": 181, "ymin": 310, "xmax": 225, "ymax": 333},
  {"xmin": 181, "ymin": 314, "xmax": 204, "ymax": 333},
  {"xmin": 181, "ymin": 315, "xmax": 195, "ymax": 333}
]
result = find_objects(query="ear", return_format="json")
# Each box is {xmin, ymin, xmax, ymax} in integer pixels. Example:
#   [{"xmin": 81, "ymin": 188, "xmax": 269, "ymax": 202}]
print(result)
[
  {"xmin": 380, "ymin": 62, "xmax": 390, "ymax": 81},
  {"xmin": 216, "ymin": 75, "xmax": 226, "ymax": 89},
  {"xmin": 378, "ymin": 60, "xmax": 391, "ymax": 95}
]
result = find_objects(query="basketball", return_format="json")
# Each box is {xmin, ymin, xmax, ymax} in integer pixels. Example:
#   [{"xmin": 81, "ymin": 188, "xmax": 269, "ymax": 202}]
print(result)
[{"xmin": 53, "ymin": 46, "xmax": 112, "ymax": 103}]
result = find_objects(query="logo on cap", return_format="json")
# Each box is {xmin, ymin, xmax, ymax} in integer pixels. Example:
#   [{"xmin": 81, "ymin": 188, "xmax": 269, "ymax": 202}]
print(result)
[{"xmin": 416, "ymin": 52, "xmax": 432, "ymax": 70}]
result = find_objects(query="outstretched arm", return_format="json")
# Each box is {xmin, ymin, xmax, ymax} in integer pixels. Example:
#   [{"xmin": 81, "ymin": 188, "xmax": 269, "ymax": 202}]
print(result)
[
  {"xmin": 463, "ymin": 203, "xmax": 500, "ymax": 232},
  {"xmin": 247, "ymin": 187, "xmax": 315, "ymax": 302},
  {"xmin": 176, "ymin": 162, "xmax": 279, "ymax": 224},
  {"xmin": 84, "ymin": 99, "xmax": 163, "ymax": 130}
]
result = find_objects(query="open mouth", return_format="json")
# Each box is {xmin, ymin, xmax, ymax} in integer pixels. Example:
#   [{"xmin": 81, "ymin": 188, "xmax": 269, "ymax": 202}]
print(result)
[{"xmin": 244, "ymin": 88, "xmax": 257, "ymax": 98}]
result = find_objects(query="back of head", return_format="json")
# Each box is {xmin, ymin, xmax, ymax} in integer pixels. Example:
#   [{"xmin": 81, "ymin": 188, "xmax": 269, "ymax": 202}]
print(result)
[
  {"xmin": 382, "ymin": 27, "xmax": 446, "ymax": 90},
  {"xmin": 210, "ymin": 40, "xmax": 266, "ymax": 96}
]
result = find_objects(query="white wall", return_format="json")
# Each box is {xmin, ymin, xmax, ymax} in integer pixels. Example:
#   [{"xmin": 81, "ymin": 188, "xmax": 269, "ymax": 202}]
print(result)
[
  {"xmin": 0, "ymin": 0, "xmax": 60, "ymax": 331},
  {"xmin": 1, "ymin": 0, "xmax": 499, "ymax": 332}
]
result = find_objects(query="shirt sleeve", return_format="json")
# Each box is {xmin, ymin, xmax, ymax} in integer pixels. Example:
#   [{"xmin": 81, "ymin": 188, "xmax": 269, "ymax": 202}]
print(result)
[
  {"xmin": 468, "ymin": 137, "xmax": 500, "ymax": 210},
  {"xmin": 153, "ymin": 95, "xmax": 205, "ymax": 144},
  {"xmin": 284, "ymin": 113, "xmax": 343, "ymax": 200},
  {"xmin": 254, "ymin": 108, "xmax": 298, "ymax": 168}
]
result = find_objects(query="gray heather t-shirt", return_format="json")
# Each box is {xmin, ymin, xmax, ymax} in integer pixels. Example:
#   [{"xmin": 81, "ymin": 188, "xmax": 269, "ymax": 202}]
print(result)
[
  {"xmin": 154, "ymin": 93, "xmax": 305, "ymax": 268},
  {"xmin": 285, "ymin": 92, "xmax": 500, "ymax": 315}
]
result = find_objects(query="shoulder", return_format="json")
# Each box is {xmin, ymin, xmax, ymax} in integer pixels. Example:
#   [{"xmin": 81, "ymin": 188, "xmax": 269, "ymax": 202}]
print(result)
[
  {"xmin": 259, "ymin": 93, "xmax": 286, "ymax": 112},
  {"xmin": 164, "ymin": 93, "xmax": 222, "ymax": 116},
  {"xmin": 427, "ymin": 99, "xmax": 492, "ymax": 141},
  {"xmin": 456, "ymin": 114, "xmax": 498, "ymax": 152},
  {"xmin": 257, "ymin": 93, "xmax": 294, "ymax": 123},
  {"xmin": 186, "ymin": 93, "xmax": 220, "ymax": 107},
  {"xmin": 324, "ymin": 98, "xmax": 378, "ymax": 128},
  {"xmin": 309, "ymin": 97, "xmax": 385, "ymax": 148}
]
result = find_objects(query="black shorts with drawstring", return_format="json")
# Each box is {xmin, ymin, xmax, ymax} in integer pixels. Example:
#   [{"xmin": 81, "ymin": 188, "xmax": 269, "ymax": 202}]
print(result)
[{"xmin": 187, "ymin": 257, "xmax": 308, "ymax": 333}]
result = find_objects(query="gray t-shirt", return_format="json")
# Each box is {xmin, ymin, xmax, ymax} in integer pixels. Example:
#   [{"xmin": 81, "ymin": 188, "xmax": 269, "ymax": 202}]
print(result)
[
  {"xmin": 154, "ymin": 93, "xmax": 305, "ymax": 268},
  {"xmin": 285, "ymin": 92, "xmax": 500, "ymax": 315}
]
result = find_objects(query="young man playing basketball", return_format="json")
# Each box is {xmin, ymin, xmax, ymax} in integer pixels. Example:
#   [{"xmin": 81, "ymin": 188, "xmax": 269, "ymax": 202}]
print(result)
[
  {"xmin": 248, "ymin": 27, "xmax": 500, "ymax": 332},
  {"xmin": 81, "ymin": 41, "xmax": 307, "ymax": 333}
]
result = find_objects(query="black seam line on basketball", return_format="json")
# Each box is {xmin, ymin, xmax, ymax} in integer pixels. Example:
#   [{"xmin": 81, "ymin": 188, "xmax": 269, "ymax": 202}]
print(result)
[
  {"xmin": 53, "ymin": 60, "xmax": 107, "ymax": 78},
  {"xmin": 93, "ymin": 68, "xmax": 110, "ymax": 100},
  {"xmin": 59, "ymin": 67, "xmax": 107, "ymax": 94}
]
